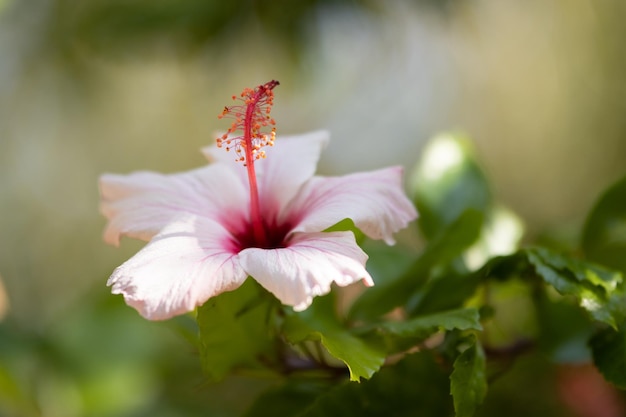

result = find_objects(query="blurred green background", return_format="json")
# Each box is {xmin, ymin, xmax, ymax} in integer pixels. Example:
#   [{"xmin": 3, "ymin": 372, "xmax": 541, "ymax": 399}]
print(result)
[{"xmin": 1, "ymin": 0, "xmax": 626, "ymax": 416}]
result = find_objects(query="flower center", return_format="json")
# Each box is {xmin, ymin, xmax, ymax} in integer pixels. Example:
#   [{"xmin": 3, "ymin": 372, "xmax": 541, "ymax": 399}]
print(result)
[
  {"xmin": 217, "ymin": 80, "xmax": 279, "ymax": 248},
  {"xmin": 232, "ymin": 219, "xmax": 293, "ymax": 252}
]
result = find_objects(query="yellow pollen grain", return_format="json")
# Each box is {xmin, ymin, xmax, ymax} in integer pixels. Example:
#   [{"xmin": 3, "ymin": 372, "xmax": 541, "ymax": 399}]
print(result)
[{"xmin": 217, "ymin": 81, "xmax": 279, "ymax": 166}]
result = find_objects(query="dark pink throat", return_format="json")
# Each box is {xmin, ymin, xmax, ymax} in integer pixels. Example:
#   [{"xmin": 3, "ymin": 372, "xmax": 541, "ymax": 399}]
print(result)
[{"xmin": 232, "ymin": 220, "xmax": 293, "ymax": 251}]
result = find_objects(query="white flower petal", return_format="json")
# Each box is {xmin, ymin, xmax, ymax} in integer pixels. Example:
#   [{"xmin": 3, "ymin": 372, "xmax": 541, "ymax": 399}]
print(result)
[
  {"xmin": 203, "ymin": 131, "xmax": 329, "ymax": 218},
  {"xmin": 107, "ymin": 215, "xmax": 247, "ymax": 320},
  {"xmin": 238, "ymin": 232, "xmax": 373, "ymax": 311},
  {"xmin": 285, "ymin": 167, "xmax": 417, "ymax": 245},
  {"xmin": 256, "ymin": 131, "xmax": 329, "ymax": 216},
  {"xmin": 100, "ymin": 165, "xmax": 248, "ymax": 246}
]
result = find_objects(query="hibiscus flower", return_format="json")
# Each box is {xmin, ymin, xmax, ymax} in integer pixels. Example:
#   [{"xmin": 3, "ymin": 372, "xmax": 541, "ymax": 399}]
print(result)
[{"xmin": 100, "ymin": 81, "xmax": 417, "ymax": 320}]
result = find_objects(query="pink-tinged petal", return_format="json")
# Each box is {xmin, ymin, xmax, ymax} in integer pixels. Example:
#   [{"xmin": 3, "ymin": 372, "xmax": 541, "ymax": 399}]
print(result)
[
  {"xmin": 256, "ymin": 131, "xmax": 329, "ymax": 217},
  {"xmin": 238, "ymin": 232, "xmax": 373, "ymax": 311},
  {"xmin": 200, "ymin": 135, "xmax": 249, "ymax": 186},
  {"xmin": 202, "ymin": 131, "xmax": 329, "ymax": 218},
  {"xmin": 107, "ymin": 215, "xmax": 247, "ymax": 320},
  {"xmin": 100, "ymin": 165, "xmax": 248, "ymax": 246},
  {"xmin": 285, "ymin": 167, "xmax": 417, "ymax": 245}
]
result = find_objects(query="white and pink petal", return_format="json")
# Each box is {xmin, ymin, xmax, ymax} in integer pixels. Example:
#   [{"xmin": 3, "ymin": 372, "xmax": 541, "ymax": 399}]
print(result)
[
  {"xmin": 284, "ymin": 167, "xmax": 417, "ymax": 245},
  {"xmin": 203, "ymin": 131, "xmax": 329, "ymax": 219},
  {"xmin": 238, "ymin": 231, "xmax": 373, "ymax": 311},
  {"xmin": 255, "ymin": 131, "xmax": 329, "ymax": 217},
  {"xmin": 100, "ymin": 165, "xmax": 248, "ymax": 246},
  {"xmin": 107, "ymin": 215, "xmax": 248, "ymax": 320}
]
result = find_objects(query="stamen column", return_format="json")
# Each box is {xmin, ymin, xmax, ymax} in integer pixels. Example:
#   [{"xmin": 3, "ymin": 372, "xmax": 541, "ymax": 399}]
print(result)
[{"xmin": 217, "ymin": 80, "xmax": 279, "ymax": 248}]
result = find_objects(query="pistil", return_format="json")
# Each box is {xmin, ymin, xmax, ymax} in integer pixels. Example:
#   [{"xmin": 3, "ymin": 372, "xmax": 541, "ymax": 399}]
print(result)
[
  {"xmin": 243, "ymin": 94, "xmax": 267, "ymax": 247},
  {"xmin": 217, "ymin": 80, "xmax": 279, "ymax": 248}
]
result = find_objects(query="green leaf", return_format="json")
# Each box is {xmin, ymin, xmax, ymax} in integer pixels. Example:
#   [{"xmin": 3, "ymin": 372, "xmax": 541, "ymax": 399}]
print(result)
[
  {"xmin": 197, "ymin": 279, "xmax": 277, "ymax": 381},
  {"xmin": 534, "ymin": 291, "xmax": 594, "ymax": 363},
  {"xmin": 323, "ymin": 218, "xmax": 365, "ymax": 244},
  {"xmin": 409, "ymin": 208, "xmax": 524, "ymax": 316},
  {"xmin": 530, "ymin": 247, "xmax": 621, "ymax": 294},
  {"xmin": 475, "ymin": 251, "xmax": 530, "ymax": 282},
  {"xmin": 379, "ymin": 308, "xmax": 482, "ymax": 339},
  {"xmin": 526, "ymin": 248, "xmax": 622, "ymax": 328},
  {"xmin": 450, "ymin": 336, "xmax": 487, "ymax": 417},
  {"xmin": 407, "ymin": 271, "xmax": 483, "ymax": 316},
  {"xmin": 478, "ymin": 248, "xmax": 624, "ymax": 329},
  {"xmin": 358, "ymin": 240, "xmax": 416, "ymax": 288},
  {"xmin": 349, "ymin": 209, "xmax": 483, "ymax": 321},
  {"xmin": 582, "ymin": 175, "xmax": 626, "ymax": 274},
  {"xmin": 370, "ymin": 308, "xmax": 482, "ymax": 355},
  {"xmin": 283, "ymin": 293, "xmax": 386, "ymax": 381},
  {"xmin": 590, "ymin": 325, "xmax": 626, "ymax": 389},
  {"xmin": 410, "ymin": 133, "xmax": 491, "ymax": 241},
  {"xmin": 244, "ymin": 380, "xmax": 330, "ymax": 417},
  {"xmin": 300, "ymin": 352, "xmax": 453, "ymax": 417}
]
